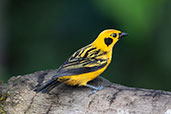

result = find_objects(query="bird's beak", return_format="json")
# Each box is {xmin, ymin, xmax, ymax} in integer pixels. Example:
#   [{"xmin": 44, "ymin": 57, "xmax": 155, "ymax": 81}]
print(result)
[{"xmin": 119, "ymin": 32, "xmax": 128, "ymax": 38}]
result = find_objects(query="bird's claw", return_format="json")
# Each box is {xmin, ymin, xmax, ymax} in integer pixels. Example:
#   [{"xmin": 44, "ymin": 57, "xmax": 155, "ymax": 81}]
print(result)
[{"xmin": 89, "ymin": 85, "xmax": 104, "ymax": 95}]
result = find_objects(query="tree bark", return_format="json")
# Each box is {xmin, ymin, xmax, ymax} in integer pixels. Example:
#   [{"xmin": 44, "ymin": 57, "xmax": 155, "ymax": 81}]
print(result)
[{"xmin": 0, "ymin": 70, "xmax": 171, "ymax": 114}]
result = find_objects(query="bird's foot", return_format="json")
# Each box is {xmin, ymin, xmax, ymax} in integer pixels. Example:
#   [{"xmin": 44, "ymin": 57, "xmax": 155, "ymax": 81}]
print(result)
[{"xmin": 86, "ymin": 84, "xmax": 104, "ymax": 95}]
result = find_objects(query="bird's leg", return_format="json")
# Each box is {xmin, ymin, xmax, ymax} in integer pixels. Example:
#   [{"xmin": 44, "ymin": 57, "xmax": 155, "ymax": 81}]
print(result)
[{"xmin": 86, "ymin": 84, "xmax": 104, "ymax": 94}]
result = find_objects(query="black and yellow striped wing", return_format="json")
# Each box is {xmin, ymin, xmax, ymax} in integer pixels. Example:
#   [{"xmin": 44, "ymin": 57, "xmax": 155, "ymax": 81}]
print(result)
[{"xmin": 53, "ymin": 45, "xmax": 108, "ymax": 78}]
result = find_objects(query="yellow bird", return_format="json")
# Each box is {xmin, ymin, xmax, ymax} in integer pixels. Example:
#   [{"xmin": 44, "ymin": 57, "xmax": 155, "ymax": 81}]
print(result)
[{"xmin": 35, "ymin": 29, "xmax": 128, "ymax": 94}]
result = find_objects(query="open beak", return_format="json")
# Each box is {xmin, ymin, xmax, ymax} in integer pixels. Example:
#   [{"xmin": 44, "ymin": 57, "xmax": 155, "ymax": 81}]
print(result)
[{"xmin": 119, "ymin": 32, "xmax": 128, "ymax": 38}]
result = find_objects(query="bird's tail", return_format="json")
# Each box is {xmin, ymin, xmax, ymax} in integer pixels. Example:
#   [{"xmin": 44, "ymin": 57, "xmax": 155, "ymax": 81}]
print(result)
[{"xmin": 34, "ymin": 78, "xmax": 63, "ymax": 93}]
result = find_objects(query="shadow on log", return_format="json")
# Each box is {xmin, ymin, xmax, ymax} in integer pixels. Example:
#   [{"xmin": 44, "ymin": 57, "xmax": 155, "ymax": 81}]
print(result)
[{"xmin": 0, "ymin": 70, "xmax": 171, "ymax": 114}]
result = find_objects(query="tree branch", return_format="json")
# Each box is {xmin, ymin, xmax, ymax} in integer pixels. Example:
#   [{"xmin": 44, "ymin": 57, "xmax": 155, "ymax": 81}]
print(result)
[{"xmin": 0, "ymin": 70, "xmax": 171, "ymax": 114}]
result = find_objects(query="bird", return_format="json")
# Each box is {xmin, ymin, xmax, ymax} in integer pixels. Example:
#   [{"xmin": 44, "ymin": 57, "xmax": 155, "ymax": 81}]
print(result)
[{"xmin": 34, "ymin": 29, "xmax": 128, "ymax": 94}]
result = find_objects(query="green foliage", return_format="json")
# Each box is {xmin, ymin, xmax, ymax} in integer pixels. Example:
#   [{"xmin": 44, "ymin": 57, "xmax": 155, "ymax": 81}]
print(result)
[
  {"xmin": 0, "ymin": 0, "xmax": 171, "ymax": 91},
  {"xmin": 93, "ymin": 0, "xmax": 165, "ymax": 44}
]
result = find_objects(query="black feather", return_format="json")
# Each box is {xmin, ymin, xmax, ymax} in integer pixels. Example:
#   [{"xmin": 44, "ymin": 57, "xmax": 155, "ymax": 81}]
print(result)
[
  {"xmin": 34, "ymin": 78, "xmax": 63, "ymax": 93},
  {"xmin": 104, "ymin": 37, "xmax": 113, "ymax": 46}
]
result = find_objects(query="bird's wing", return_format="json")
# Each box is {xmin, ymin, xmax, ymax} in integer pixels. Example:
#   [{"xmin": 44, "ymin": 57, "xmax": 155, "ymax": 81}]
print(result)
[{"xmin": 52, "ymin": 45, "xmax": 108, "ymax": 79}]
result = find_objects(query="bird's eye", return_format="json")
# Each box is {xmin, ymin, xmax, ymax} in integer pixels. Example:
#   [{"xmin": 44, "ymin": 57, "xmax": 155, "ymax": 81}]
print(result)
[
  {"xmin": 112, "ymin": 33, "xmax": 117, "ymax": 38},
  {"xmin": 110, "ymin": 33, "xmax": 117, "ymax": 38}
]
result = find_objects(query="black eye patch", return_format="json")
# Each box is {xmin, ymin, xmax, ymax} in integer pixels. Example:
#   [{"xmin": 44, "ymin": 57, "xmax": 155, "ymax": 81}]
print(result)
[{"xmin": 104, "ymin": 38, "xmax": 113, "ymax": 46}]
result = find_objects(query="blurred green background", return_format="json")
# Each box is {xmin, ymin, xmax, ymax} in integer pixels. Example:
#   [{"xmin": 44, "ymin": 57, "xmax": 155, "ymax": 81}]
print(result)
[{"xmin": 0, "ymin": 0, "xmax": 171, "ymax": 91}]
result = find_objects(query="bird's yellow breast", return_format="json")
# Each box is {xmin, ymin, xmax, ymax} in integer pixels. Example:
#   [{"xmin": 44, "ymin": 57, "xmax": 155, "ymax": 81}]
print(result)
[
  {"xmin": 57, "ymin": 67, "xmax": 105, "ymax": 86},
  {"xmin": 57, "ymin": 51, "xmax": 112, "ymax": 86}
]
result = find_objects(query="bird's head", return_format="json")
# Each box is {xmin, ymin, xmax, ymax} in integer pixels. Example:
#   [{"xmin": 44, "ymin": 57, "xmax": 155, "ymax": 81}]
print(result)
[{"xmin": 92, "ymin": 29, "xmax": 128, "ymax": 52}]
